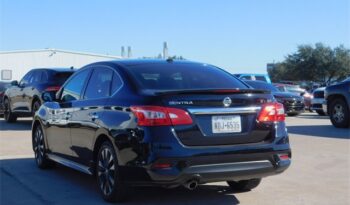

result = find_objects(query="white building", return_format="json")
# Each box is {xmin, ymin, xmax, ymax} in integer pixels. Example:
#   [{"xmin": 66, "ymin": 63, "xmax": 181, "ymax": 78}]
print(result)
[{"xmin": 0, "ymin": 49, "xmax": 122, "ymax": 81}]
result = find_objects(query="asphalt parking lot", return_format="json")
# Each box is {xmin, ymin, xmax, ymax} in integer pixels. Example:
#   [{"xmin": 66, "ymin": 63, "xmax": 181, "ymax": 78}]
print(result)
[{"xmin": 0, "ymin": 112, "xmax": 349, "ymax": 205}]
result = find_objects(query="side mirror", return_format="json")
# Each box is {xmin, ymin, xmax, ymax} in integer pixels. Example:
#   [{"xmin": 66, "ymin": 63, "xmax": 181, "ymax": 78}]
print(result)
[
  {"xmin": 42, "ymin": 92, "xmax": 54, "ymax": 102},
  {"xmin": 11, "ymin": 80, "xmax": 18, "ymax": 86}
]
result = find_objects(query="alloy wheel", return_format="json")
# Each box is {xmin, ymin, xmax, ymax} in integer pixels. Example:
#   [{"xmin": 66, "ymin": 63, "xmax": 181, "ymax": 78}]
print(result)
[
  {"xmin": 97, "ymin": 147, "xmax": 116, "ymax": 196},
  {"xmin": 34, "ymin": 127, "xmax": 45, "ymax": 165},
  {"xmin": 332, "ymin": 104, "xmax": 345, "ymax": 123}
]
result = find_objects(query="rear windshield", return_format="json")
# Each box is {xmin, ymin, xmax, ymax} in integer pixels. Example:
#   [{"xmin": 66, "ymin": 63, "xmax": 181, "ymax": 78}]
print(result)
[
  {"xmin": 245, "ymin": 81, "xmax": 279, "ymax": 92},
  {"xmin": 125, "ymin": 63, "xmax": 248, "ymax": 90},
  {"xmin": 51, "ymin": 72, "xmax": 74, "ymax": 85}
]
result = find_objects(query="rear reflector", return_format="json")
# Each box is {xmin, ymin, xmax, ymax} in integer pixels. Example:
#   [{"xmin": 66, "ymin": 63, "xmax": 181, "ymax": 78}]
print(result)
[
  {"xmin": 130, "ymin": 106, "xmax": 193, "ymax": 126},
  {"xmin": 258, "ymin": 102, "xmax": 285, "ymax": 122},
  {"xmin": 278, "ymin": 153, "xmax": 290, "ymax": 160},
  {"xmin": 45, "ymin": 86, "xmax": 61, "ymax": 92},
  {"xmin": 152, "ymin": 163, "xmax": 172, "ymax": 169}
]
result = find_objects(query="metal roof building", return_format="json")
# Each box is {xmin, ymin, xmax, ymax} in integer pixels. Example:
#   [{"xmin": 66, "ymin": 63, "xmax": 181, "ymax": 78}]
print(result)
[{"xmin": 0, "ymin": 49, "xmax": 121, "ymax": 81}]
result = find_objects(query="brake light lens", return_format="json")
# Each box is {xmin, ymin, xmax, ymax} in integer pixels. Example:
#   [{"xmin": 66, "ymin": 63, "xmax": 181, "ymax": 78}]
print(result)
[
  {"xmin": 258, "ymin": 102, "xmax": 285, "ymax": 122},
  {"xmin": 45, "ymin": 86, "xmax": 61, "ymax": 92},
  {"xmin": 130, "ymin": 106, "xmax": 193, "ymax": 126}
]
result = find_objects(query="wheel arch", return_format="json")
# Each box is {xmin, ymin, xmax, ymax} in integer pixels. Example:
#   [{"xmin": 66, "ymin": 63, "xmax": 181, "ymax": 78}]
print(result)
[
  {"xmin": 31, "ymin": 95, "xmax": 41, "ymax": 111},
  {"xmin": 32, "ymin": 119, "xmax": 41, "ymax": 150},
  {"xmin": 92, "ymin": 134, "xmax": 121, "ymax": 167},
  {"xmin": 32, "ymin": 119, "xmax": 49, "ymax": 151}
]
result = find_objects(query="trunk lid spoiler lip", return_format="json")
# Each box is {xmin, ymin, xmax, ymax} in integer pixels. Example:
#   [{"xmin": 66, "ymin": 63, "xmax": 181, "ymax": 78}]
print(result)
[{"xmin": 140, "ymin": 88, "xmax": 271, "ymax": 96}]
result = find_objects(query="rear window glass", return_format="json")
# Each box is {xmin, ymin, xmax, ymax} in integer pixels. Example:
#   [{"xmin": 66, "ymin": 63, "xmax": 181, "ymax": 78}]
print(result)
[
  {"xmin": 245, "ymin": 81, "xmax": 279, "ymax": 92},
  {"xmin": 125, "ymin": 63, "xmax": 247, "ymax": 90},
  {"xmin": 51, "ymin": 72, "xmax": 74, "ymax": 85}
]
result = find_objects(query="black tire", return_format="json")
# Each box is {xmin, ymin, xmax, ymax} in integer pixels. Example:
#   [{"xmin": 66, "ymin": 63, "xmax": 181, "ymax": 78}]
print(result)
[
  {"xmin": 32, "ymin": 100, "xmax": 41, "ymax": 116},
  {"xmin": 33, "ymin": 124, "xmax": 54, "ymax": 169},
  {"xmin": 96, "ymin": 141, "xmax": 127, "ymax": 202},
  {"xmin": 227, "ymin": 178, "xmax": 262, "ymax": 191},
  {"xmin": 316, "ymin": 110, "xmax": 326, "ymax": 116},
  {"xmin": 329, "ymin": 98, "xmax": 350, "ymax": 128},
  {"xmin": 3, "ymin": 98, "xmax": 17, "ymax": 123}
]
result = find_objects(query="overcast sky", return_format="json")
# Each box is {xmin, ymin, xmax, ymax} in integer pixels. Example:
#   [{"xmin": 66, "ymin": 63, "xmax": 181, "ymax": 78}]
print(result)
[{"xmin": 0, "ymin": 0, "xmax": 349, "ymax": 73}]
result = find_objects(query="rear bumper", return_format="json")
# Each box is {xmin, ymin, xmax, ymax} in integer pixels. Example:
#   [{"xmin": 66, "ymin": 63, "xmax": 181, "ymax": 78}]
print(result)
[{"xmin": 122, "ymin": 150, "xmax": 291, "ymax": 187}]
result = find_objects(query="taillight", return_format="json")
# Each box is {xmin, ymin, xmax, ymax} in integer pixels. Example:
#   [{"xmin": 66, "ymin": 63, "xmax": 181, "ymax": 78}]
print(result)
[
  {"xmin": 130, "ymin": 106, "xmax": 193, "ymax": 126},
  {"xmin": 45, "ymin": 86, "xmax": 60, "ymax": 92},
  {"xmin": 258, "ymin": 102, "xmax": 285, "ymax": 122}
]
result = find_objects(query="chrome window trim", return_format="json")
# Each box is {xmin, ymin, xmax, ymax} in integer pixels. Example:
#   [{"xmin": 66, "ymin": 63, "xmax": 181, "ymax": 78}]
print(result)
[{"xmin": 187, "ymin": 106, "xmax": 261, "ymax": 115}]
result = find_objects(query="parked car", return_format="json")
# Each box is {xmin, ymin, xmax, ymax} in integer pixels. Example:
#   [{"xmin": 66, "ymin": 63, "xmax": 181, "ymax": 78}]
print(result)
[
  {"xmin": 0, "ymin": 81, "xmax": 11, "ymax": 116},
  {"xmin": 32, "ymin": 60, "xmax": 291, "ymax": 202},
  {"xmin": 311, "ymin": 87, "xmax": 327, "ymax": 115},
  {"xmin": 324, "ymin": 77, "xmax": 350, "ymax": 128},
  {"xmin": 3, "ymin": 68, "xmax": 75, "ymax": 122},
  {"xmin": 234, "ymin": 73, "xmax": 272, "ymax": 83},
  {"xmin": 274, "ymin": 83, "xmax": 312, "ymax": 111},
  {"xmin": 245, "ymin": 80, "xmax": 304, "ymax": 116}
]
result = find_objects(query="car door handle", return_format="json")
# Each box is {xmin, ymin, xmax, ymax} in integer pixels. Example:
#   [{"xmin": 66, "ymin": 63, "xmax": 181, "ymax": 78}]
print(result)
[{"xmin": 88, "ymin": 113, "xmax": 99, "ymax": 120}]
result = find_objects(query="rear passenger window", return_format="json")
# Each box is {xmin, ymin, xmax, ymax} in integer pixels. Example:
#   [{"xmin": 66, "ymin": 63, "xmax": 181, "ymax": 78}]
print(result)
[
  {"xmin": 61, "ymin": 69, "xmax": 90, "ymax": 102},
  {"xmin": 111, "ymin": 72, "xmax": 123, "ymax": 94},
  {"xmin": 41, "ymin": 71, "xmax": 49, "ymax": 82},
  {"xmin": 84, "ymin": 67, "xmax": 114, "ymax": 99}
]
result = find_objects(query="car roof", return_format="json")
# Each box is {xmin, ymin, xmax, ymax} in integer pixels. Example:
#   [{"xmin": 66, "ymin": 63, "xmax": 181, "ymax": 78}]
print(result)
[
  {"xmin": 31, "ymin": 68, "xmax": 75, "ymax": 72},
  {"xmin": 108, "ymin": 59, "xmax": 203, "ymax": 68}
]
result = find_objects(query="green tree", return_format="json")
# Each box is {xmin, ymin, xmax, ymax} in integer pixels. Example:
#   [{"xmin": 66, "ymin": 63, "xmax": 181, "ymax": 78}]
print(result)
[{"xmin": 268, "ymin": 43, "xmax": 350, "ymax": 84}]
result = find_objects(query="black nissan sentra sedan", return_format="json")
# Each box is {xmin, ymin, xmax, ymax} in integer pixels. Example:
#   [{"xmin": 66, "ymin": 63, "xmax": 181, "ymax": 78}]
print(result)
[{"xmin": 32, "ymin": 59, "xmax": 291, "ymax": 202}]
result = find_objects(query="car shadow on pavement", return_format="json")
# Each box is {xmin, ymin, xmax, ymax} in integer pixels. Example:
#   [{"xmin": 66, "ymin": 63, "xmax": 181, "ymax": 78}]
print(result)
[
  {"xmin": 0, "ymin": 119, "xmax": 32, "ymax": 131},
  {"xmin": 287, "ymin": 125, "xmax": 350, "ymax": 139},
  {"xmin": 1, "ymin": 158, "xmax": 240, "ymax": 205}
]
